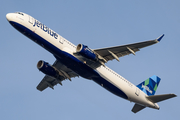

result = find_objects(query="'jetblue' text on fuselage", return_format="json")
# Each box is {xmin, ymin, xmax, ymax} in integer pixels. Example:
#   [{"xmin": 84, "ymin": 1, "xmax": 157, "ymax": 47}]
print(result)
[{"xmin": 33, "ymin": 20, "xmax": 58, "ymax": 39}]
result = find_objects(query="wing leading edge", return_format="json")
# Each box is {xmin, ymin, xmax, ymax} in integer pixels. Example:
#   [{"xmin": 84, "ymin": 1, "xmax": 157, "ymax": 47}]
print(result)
[{"xmin": 94, "ymin": 34, "xmax": 164, "ymax": 62}]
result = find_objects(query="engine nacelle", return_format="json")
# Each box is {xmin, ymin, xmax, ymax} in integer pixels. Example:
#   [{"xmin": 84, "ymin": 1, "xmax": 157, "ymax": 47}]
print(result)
[
  {"xmin": 76, "ymin": 44, "xmax": 97, "ymax": 61},
  {"xmin": 37, "ymin": 60, "xmax": 58, "ymax": 78}
]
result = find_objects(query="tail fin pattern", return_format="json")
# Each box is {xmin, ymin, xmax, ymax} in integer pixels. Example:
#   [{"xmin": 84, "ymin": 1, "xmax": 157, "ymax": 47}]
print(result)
[{"xmin": 137, "ymin": 75, "xmax": 161, "ymax": 96}]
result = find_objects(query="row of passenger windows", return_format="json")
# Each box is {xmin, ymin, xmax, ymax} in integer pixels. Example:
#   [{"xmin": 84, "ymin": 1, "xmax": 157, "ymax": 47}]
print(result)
[
  {"xmin": 59, "ymin": 39, "xmax": 133, "ymax": 87},
  {"xmin": 104, "ymin": 66, "xmax": 133, "ymax": 87},
  {"xmin": 64, "ymin": 39, "xmax": 76, "ymax": 48}
]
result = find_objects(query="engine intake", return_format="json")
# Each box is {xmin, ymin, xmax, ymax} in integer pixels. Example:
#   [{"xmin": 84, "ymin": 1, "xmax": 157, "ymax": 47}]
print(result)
[{"xmin": 76, "ymin": 44, "xmax": 97, "ymax": 61}]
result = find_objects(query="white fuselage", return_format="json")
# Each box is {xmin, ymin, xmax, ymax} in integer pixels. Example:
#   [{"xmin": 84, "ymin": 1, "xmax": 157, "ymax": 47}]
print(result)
[{"xmin": 6, "ymin": 12, "xmax": 159, "ymax": 109}]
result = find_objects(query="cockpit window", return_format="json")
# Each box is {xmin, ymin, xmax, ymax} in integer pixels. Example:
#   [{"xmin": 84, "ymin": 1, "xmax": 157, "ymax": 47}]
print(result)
[{"xmin": 15, "ymin": 12, "xmax": 24, "ymax": 16}]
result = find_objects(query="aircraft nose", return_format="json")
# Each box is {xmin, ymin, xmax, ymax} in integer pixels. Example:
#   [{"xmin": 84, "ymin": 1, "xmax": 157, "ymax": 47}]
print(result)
[{"xmin": 6, "ymin": 13, "xmax": 13, "ymax": 21}]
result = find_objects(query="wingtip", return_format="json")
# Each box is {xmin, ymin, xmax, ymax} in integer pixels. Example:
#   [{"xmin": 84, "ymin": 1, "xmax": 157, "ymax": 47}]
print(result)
[
  {"xmin": 171, "ymin": 93, "xmax": 177, "ymax": 97},
  {"xmin": 156, "ymin": 34, "xmax": 165, "ymax": 42}
]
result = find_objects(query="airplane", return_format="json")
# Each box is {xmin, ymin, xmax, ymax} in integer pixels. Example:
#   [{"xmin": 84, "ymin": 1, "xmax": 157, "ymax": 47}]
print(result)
[{"xmin": 6, "ymin": 12, "xmax": 176, "ymax": 113}]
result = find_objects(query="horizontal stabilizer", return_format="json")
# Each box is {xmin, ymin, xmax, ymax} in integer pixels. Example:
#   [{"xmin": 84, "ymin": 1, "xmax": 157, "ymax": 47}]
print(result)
[
  {"xmin": 132, "ymin": 104, "xmax": 146, "ymax": 113},
  {"xmin": 146, "ymin": 94, "xmax": 177, "ymax": 103}
]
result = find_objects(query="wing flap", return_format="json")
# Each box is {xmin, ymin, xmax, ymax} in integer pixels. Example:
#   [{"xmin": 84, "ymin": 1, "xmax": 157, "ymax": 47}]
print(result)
[
  {"xmin": 37, "ymin": 60, "xmax": 79, "ymax": 91},
  {"xmin": 94, "ymin": 34, "xmax": 164, "ymax": 62},
  {"xmin": 37, "ymin": 75, "xmax": 63, "ymax": 91}
]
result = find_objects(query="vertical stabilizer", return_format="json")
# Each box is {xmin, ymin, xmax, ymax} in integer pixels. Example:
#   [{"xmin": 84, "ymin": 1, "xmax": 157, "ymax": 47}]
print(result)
[{"xmin": 137, "ymin": 75, "xmax": 161, "ymax": 96}]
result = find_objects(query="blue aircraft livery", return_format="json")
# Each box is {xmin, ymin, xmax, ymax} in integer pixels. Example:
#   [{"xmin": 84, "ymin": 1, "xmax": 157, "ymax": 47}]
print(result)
[
  {"xmin": 6, "ymin": 12, "xmax": 176, "ymax": 113},
  {"xmin": 137, "ymin": 75, "xmax": 161, "ymax": 96},
  {"xmin": 33, "ymin": 19, "xmax": 58, "ymax": 39}
]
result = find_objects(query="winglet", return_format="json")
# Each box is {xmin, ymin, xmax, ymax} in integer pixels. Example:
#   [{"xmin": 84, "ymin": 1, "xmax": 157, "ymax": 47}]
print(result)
[{"xmin": 156, "ymin": 34, "xmax": 165, "ymax": 42}]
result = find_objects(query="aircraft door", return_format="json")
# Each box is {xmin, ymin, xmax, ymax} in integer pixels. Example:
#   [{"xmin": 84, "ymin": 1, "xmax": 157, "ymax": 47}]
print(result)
[
  {"xmin": 59, "ymin": 36, "xmax": 64, "ymax": 44},
  {"xmin": 28, "ymin": 16, "xmax": 36, "ymax": 31},
  {"xmin": 28, "ymin": 16, "xmax": 34, "ymax": 24},
  {"xmin": 135, "ymin": 88, "xmax": 140, "ymax": 96}
]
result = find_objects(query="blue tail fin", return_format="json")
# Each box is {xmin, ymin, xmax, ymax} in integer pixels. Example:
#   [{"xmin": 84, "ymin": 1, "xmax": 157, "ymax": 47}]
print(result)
[{"xmin": 137, "ymin": 75, "xmax": 161, "ymax": 96}]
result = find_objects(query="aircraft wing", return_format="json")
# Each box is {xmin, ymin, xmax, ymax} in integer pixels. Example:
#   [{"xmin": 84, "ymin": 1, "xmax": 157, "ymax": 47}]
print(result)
[
  {"xmin": 37, "ymin": 60, "xmax": 79, "ymax": 91},
  {"xmin": 94, "ymin": 34, "xmax": 164, "ymax": 62}
]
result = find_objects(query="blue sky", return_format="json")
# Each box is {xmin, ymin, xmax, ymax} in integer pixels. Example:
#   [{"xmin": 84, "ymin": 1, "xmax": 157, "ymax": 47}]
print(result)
[{"xmin": 1, "ymin": 0, "xmax": 179, "ymax": 119}]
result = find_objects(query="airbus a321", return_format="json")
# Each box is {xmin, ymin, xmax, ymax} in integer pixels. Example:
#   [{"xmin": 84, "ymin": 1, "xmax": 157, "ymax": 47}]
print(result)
[{"xmin": 6, "ymin": 12, "xmax": 176, "ymax": 113}]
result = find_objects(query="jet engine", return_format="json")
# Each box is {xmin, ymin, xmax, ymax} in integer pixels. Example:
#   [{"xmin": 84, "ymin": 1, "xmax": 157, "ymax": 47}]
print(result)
[
  {"xmin": 37, "ymin": 60, "xmax": 59, "ymax": 78},
  {"xmin": 76, "ymin": 44, "xmax": 97, "ymax": 61},
  {"xmin": 37, "ymin": 60, "xmax": 71, "ymax": 82}
]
